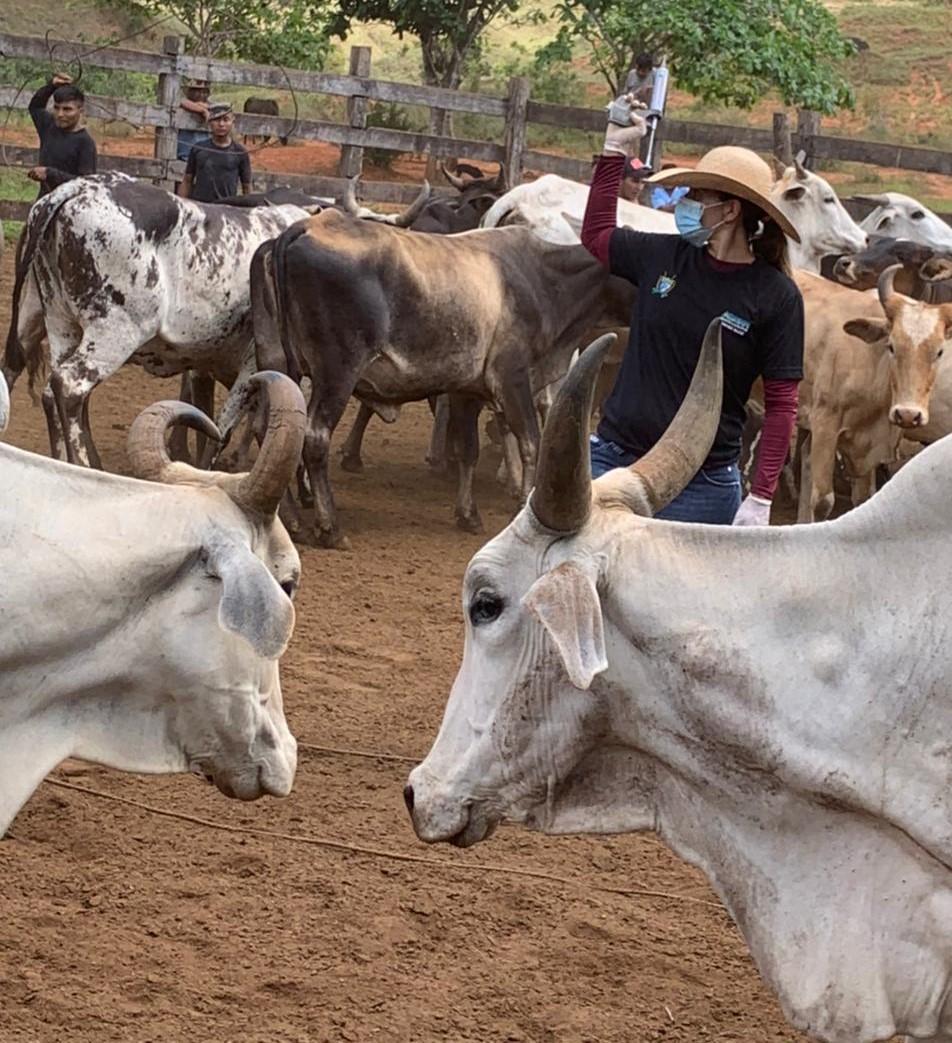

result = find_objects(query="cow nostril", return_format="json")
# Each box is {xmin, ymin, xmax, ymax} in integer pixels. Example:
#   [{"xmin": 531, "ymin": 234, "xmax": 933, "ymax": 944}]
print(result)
[{"xmin": 403, "ymin": 784, "xmax": 415, "ymax": 813}]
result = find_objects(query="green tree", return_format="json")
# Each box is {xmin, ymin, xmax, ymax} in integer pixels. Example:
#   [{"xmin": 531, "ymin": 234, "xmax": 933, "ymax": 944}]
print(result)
[
  {"xmin": 116, "ymin": 0, "xmax": 336, "ymax": 66},
  {"xmin": 538, "ymin": 0, "xmax": 856, "ymax": 113},
  {"xmin": 332, "ymin": 0, "xmax": 523, "ymax": 92}
]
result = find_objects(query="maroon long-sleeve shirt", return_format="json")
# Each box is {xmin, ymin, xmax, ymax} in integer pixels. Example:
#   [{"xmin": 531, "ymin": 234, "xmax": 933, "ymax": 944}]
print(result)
[{"xmin": 581, "ymin": 154, "xmax": 800, "ymax": 501}]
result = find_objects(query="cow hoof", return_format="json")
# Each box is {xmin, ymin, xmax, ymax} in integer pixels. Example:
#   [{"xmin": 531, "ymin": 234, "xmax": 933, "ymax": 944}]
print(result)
[
  {"xmin": 316, "ymin": 528, "xmax": 351, "ymax": 550},
  {"xmin": 339, "ymin": 454, "xmax": 364, "ymax": 474},
  {"xmin": 455, "ymin": 512, "xmax": 484, "ymax": 534}
]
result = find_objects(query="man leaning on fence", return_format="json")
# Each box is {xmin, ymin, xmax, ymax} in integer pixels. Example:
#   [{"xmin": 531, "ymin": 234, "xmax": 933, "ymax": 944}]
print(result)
[{"xmin": 27, "ymin": 73, "xmax": 97, "ymax": 197}]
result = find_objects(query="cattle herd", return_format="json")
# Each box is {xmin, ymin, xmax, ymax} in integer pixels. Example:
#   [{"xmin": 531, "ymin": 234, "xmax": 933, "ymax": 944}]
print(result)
[{"xmin": 3, "ymin": 156, "xmax": 952, "ymax": 1043}]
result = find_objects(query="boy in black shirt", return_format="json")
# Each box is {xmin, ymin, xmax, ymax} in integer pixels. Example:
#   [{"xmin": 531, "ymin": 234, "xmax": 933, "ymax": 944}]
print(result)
[
  {"xmin": 179, "ymin": 103, "xmax": 252, "ymax": 203},
  {"xmin": 27, "ymin": 75, "xmax": 97, "ymax": 197}
]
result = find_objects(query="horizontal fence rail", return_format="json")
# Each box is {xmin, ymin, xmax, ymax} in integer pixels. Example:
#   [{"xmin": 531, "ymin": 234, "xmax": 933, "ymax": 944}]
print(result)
[{"xmin": 1, "ymin": 30, "xmax": 950, "ymax": 217}]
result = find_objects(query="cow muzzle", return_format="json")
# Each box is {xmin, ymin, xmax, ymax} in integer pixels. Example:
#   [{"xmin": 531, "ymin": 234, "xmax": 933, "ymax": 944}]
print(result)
[
  {"xmin": 833, "ymin": 256, "xmax": 862, "ymax": 286},
  {"xmin": 192, "ymin": 735, "xmax": 297, "ymax": 802},
  {"xmin": 890, "ymin": 403, "xmax": 927, "ymax": 429},
  {"xmin": 404, "ymin": 771, "xmax": 498, "ymax": 848}
]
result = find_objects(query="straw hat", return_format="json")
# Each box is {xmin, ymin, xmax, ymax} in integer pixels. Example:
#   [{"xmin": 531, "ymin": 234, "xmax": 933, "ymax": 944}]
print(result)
[{"xmin": 647, "ymin": 146, "xmax": 800, "ymax": 242}]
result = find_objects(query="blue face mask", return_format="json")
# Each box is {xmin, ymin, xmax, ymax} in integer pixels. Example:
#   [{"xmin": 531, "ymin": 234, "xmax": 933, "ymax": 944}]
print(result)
[{"xmin": 674, "ymin": 198, "xmax": 726, "ymax": 248}]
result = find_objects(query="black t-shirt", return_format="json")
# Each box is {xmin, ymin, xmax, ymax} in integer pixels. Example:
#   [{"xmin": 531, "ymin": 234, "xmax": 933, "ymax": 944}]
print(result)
[
  {"xmin": 28, "ymin": 84, "xmax": 97, "ymax": 196},
  {"xmin": 599, "ymin": 230, "xmax": 804, "ymax": 469},
  {"xmin": 185, "ymin": 138, "xmax": 252, "ymax": 202}
]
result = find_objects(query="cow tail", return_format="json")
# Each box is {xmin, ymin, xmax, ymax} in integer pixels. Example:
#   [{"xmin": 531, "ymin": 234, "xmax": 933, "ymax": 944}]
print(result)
[
  {"xmin": 271, "ymin": 221, "xmax": 310, "ymax": 386},
  {"xmin": 5, "ymin": 188, "xmax": 78, "ymax": 399}
]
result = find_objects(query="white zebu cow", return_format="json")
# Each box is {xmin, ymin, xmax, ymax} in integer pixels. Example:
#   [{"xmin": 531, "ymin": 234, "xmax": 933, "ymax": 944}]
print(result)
[
  {"xmin": 481, "ymin": 160, "xmax": 867, "ymax": 274},
  {"xmin": 480, "ymin": 173, "xmax": 676, "ymax": 243},
  {"xmin": 858, "ymin": 193, "xmax": 952, "ymax": 251},
  {"xmin": 406, "ymin": 328, "xmax": 952, "ymax": 1043},
  {"xmin": 0, "ymin": 372, "xmax": 305, "ymax": 836}
]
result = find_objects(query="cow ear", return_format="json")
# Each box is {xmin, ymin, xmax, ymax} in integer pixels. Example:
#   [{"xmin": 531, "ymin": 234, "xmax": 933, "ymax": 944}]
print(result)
[
  {"xmin": 522, "ymin": 561, "xmax": 607, "ymax": 690},
  {"xmin": 844, "ymin": 317, "xmax": 889, "ymax": 345},
  {"xmin": 202, "ymin": 536, "xmax": 295, "ymax": 659},
  {"xmin": 782, "ymin": 185, "xmax": 806, "ymax": 202}
]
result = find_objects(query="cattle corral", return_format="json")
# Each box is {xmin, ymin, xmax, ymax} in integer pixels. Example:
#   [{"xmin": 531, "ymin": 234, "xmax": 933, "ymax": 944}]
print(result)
[{"xmin": 0, "ymin": 224, "xmax": 825, "ymax": 1041}]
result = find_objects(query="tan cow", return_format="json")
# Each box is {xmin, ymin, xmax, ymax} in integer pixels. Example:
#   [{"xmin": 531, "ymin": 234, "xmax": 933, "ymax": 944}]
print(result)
[{"xmin": 796, "ymin": 266, "xmax": 952, "ymax": 521}]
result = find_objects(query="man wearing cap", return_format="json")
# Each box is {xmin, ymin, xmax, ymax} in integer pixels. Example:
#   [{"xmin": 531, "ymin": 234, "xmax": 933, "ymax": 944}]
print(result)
[
  {"xmin": 178, "ymin": 102, "xmax": 252, "ymax": 202},
  {"xmin": 177, "ymin": 78, "xmax": 211, "ymax": 164},
  {"xmin": 581, "ymin": 99, "xmax": 804, "ymax": 527}
]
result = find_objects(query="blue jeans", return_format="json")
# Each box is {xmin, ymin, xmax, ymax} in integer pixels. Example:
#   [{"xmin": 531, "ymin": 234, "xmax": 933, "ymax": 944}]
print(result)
[{"xmin": 590, "ymin": 435, "xmax": 741, "ymax": 524}]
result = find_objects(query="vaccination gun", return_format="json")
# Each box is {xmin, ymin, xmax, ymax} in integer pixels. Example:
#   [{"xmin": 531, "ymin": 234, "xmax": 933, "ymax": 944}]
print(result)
[{"xmin": 606, "ymin": 61, "xmax": 670, "ymax": 174}]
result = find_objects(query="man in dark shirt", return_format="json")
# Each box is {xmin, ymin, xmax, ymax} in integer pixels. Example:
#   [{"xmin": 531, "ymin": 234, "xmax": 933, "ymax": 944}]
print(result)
[
  {"xmin": 27, "ymin": 74, "xmax": 97, "ymax": 196},
  {"xmin": 178, "ymin": 103, "xmax": 252, "ymax": 203}
]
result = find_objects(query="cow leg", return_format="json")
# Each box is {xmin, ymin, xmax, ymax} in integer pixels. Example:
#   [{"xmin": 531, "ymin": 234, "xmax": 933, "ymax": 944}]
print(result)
[
  {"xmin": 41, "ymin": 381, "xmax": 67, "ymax": 461},
  {"xmin": 304, "ymin": 388, "xmax": 354, "ymax": 550},
  {"xmin": 449, "ymin": 394, "xmax": 484, "ymax": 533},
  {"xmin": 850, "ymin": 472, "xmax": 877, "ymax": 506},
  {"xmin": 339, "ymin": 403, "xmax": 373, "ymax": 473},
  {"xmin": 497, "ymin": 374, "xmax": 542, "ymax": 504},
  {"xmin": 805, "ymin": 421, "xmax": 839, "ymax": 522},
  {"xmin": 796, "ymin": 432, "xmax": 813, "ymax": 524},
  {"xmin": 427, "ymin": 395, "xmax": 452, "ymax": 474}
]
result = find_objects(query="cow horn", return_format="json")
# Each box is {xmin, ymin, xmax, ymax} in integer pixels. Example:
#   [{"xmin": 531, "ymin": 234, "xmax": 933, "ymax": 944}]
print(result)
[
  {"xmin": 794, "ymin": 152, "xmax": 808, "ymax": 180},
  {"xmin": 340, "ymin": 176, "xmax": 361, "ymax": 216},
  {"xmin": 491, "ymin": 162, "xmax": 508, "ymax": 192},
  {"xmin": 878, "ymin": 263, "xmax": 902, "ymax": 317},
  {"xmin": 127, "ymin": 402, "xmax": 221, "ymax": 483},
  {"xmin": 440, "ymin": 162, "xmax": 468, "ymax": 191},
  {"xmin": 529, "ymin": 334, "xmax": 616, "ymax": 533},
  {"xmin": 388, "ymin": 181, "xmax": 431, "ymax": 227},
  {"xmin": 232, "ymin": 371, "xmax": 307, "ymax": 517},
  {"xmin": 622, "ymin": 317, "xmax": 724, "ymax": 516}
]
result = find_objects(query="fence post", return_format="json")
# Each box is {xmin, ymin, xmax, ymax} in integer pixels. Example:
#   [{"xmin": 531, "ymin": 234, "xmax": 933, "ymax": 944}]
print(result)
[
  {"xmin": 503, "ymin": 76, "xmax": 531, "ymax": 188},
  {"xmin": 796, "ymin": 108, "xmax": 821, "ymax": 169},
  {"xmin": 154, "ymin": 35, "xmax": 184, "ymax": 190},
  {"xmin": 772, "ymin": 112, "xmax": 793, "ymax": 167},
  {"xmin": 339, "ymin": 45, "xmax": 371, "ymax": 179}
]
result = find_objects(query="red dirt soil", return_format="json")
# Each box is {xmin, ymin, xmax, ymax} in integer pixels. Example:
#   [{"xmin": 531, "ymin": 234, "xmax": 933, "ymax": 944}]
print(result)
[{"xmin": 0, "ymin": 246, "xmax": 827, "ymax": 1043}]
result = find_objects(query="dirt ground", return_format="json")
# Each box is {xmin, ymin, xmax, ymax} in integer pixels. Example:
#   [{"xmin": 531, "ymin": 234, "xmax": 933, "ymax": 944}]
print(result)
[{"xmin": 0, "ymin": 245, "xmax": 817, "ymax": 1043}]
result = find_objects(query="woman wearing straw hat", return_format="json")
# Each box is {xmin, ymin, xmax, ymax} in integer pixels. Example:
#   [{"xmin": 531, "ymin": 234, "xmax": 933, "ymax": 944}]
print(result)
[{"xmin": 581, "ymin": 102, "xmax": 804, "ymax": 526}]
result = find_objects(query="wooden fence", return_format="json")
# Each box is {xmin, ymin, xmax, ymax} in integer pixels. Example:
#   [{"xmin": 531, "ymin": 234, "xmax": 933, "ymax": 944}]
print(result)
[{"xmin": 2, "ymin": 30, "xmax": 952, "ymax": 224}]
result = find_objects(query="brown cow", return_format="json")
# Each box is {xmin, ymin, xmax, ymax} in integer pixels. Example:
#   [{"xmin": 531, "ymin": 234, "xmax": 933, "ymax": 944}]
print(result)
[
  {"xmin": 796, "ymin": 266, "xmax": 952, "ymax": 521},
  {"xmin": 249, "ymin": 210, "xmax": 633, "ymax": 547}
]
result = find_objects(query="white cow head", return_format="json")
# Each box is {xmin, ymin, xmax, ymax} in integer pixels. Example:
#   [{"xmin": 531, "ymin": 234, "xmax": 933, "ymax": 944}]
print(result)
[
  {"xmin": 122, "ymin": 371, "xmax": 305, "ymax": 802},
  {"xmin": 842, "ymin": 264, "xmax": 952, "ymax": 429},
  {"xmin": 857, "ymin": 192, "xmax": 952, "ymax": 251},
  {"xmin": 772, "ymin": 159, "xmax": 867, "ymax": 273},
  {"xmin": 405, "ymin": 323, "xmax": 724, "ymax": 845}
]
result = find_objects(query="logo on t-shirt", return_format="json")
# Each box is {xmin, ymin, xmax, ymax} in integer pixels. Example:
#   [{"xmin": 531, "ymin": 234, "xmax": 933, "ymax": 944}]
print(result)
[
  {"xmin": 721, "ymin": 310, "xmax": 752, "ymax": 336},
  {"xmin": 651, "ymin": 272, "xmax": 676, "ymax": 298}
]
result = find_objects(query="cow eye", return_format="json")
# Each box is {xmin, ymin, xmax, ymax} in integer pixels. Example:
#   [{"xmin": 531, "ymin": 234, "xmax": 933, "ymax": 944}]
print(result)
[
  {"xmin": 469, "ymin": 589, "xmax": 505, "ymax": 626},
  {"xmin": 938, "ymin": 348, "xmax": 945, "ymax": 359},
  {"xmin": 911, "ymin": 210, "xmax": 926, "ymax": 220},
  {"xmin": 824, "ymin": 195, "xmax": 835, "ymax": 204}
]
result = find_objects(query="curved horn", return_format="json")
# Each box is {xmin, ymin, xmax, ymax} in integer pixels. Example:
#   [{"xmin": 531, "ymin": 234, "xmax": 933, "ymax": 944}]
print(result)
[
  {"xmin": 793, "ymin": 155, "xmax": 808, "ymax": 180},
  {"xmin": 388, "ymin": 180, "xmax": 431, "ymax": 228},
  {"xmin": 232, "ymin": 371, "xmax": 306, "ymax": 517},
  {"xmin": 127, "ymin": 402, "xmax": 221, "ymax": 483},
  {"xmin": 440, "ymin": 162, "xmax": 468, "ymax": 191},
  {"xmin": 622, "ymin": 317, "xmax": 724, "ymax": 516},
  {"xmin": 878, "ymin": 263, "xmax": 902, "ymax": 317},
  {"xmin": 529, "ymin": 334, "xmax": 616, "ymax": 533},
  {"xmin": 339, "ymin": 176, "xmax": 361, "ymax": 216},
  {"xmin": 491, "ymin": 161, "xmax": 508, "ymax": 192}
]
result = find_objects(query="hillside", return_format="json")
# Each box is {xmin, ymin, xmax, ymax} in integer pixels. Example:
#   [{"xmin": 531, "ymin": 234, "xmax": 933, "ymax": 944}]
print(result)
[{"xmin": 1, "ymin": 0, "xmax": 950, "ymax": 208}]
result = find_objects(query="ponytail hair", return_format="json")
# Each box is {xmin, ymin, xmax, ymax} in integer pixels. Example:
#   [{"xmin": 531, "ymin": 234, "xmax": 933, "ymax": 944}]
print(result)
[{"xmin": 740, "ymin": 198, "xmax": 790, "ymax": 276}]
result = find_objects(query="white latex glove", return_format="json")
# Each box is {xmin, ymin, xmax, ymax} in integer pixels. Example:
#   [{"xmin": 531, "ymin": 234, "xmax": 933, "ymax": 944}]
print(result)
[
  {"xmin": 732, "ymin": 494, "xmax": 772, "ymax": 527},
  {"xmin": 603, "ymin": 96, "xmax": 647, "ymax": 157}
]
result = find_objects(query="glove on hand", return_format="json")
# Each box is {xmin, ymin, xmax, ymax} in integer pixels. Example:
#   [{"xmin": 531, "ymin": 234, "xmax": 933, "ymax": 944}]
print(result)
[
  {"xmin": 603, "ymin": 95, "xmax": 647, "ymax": 157},
  {"xmin": 732, "ymin": 493, "xmax": 772, "ymax": 527}
]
